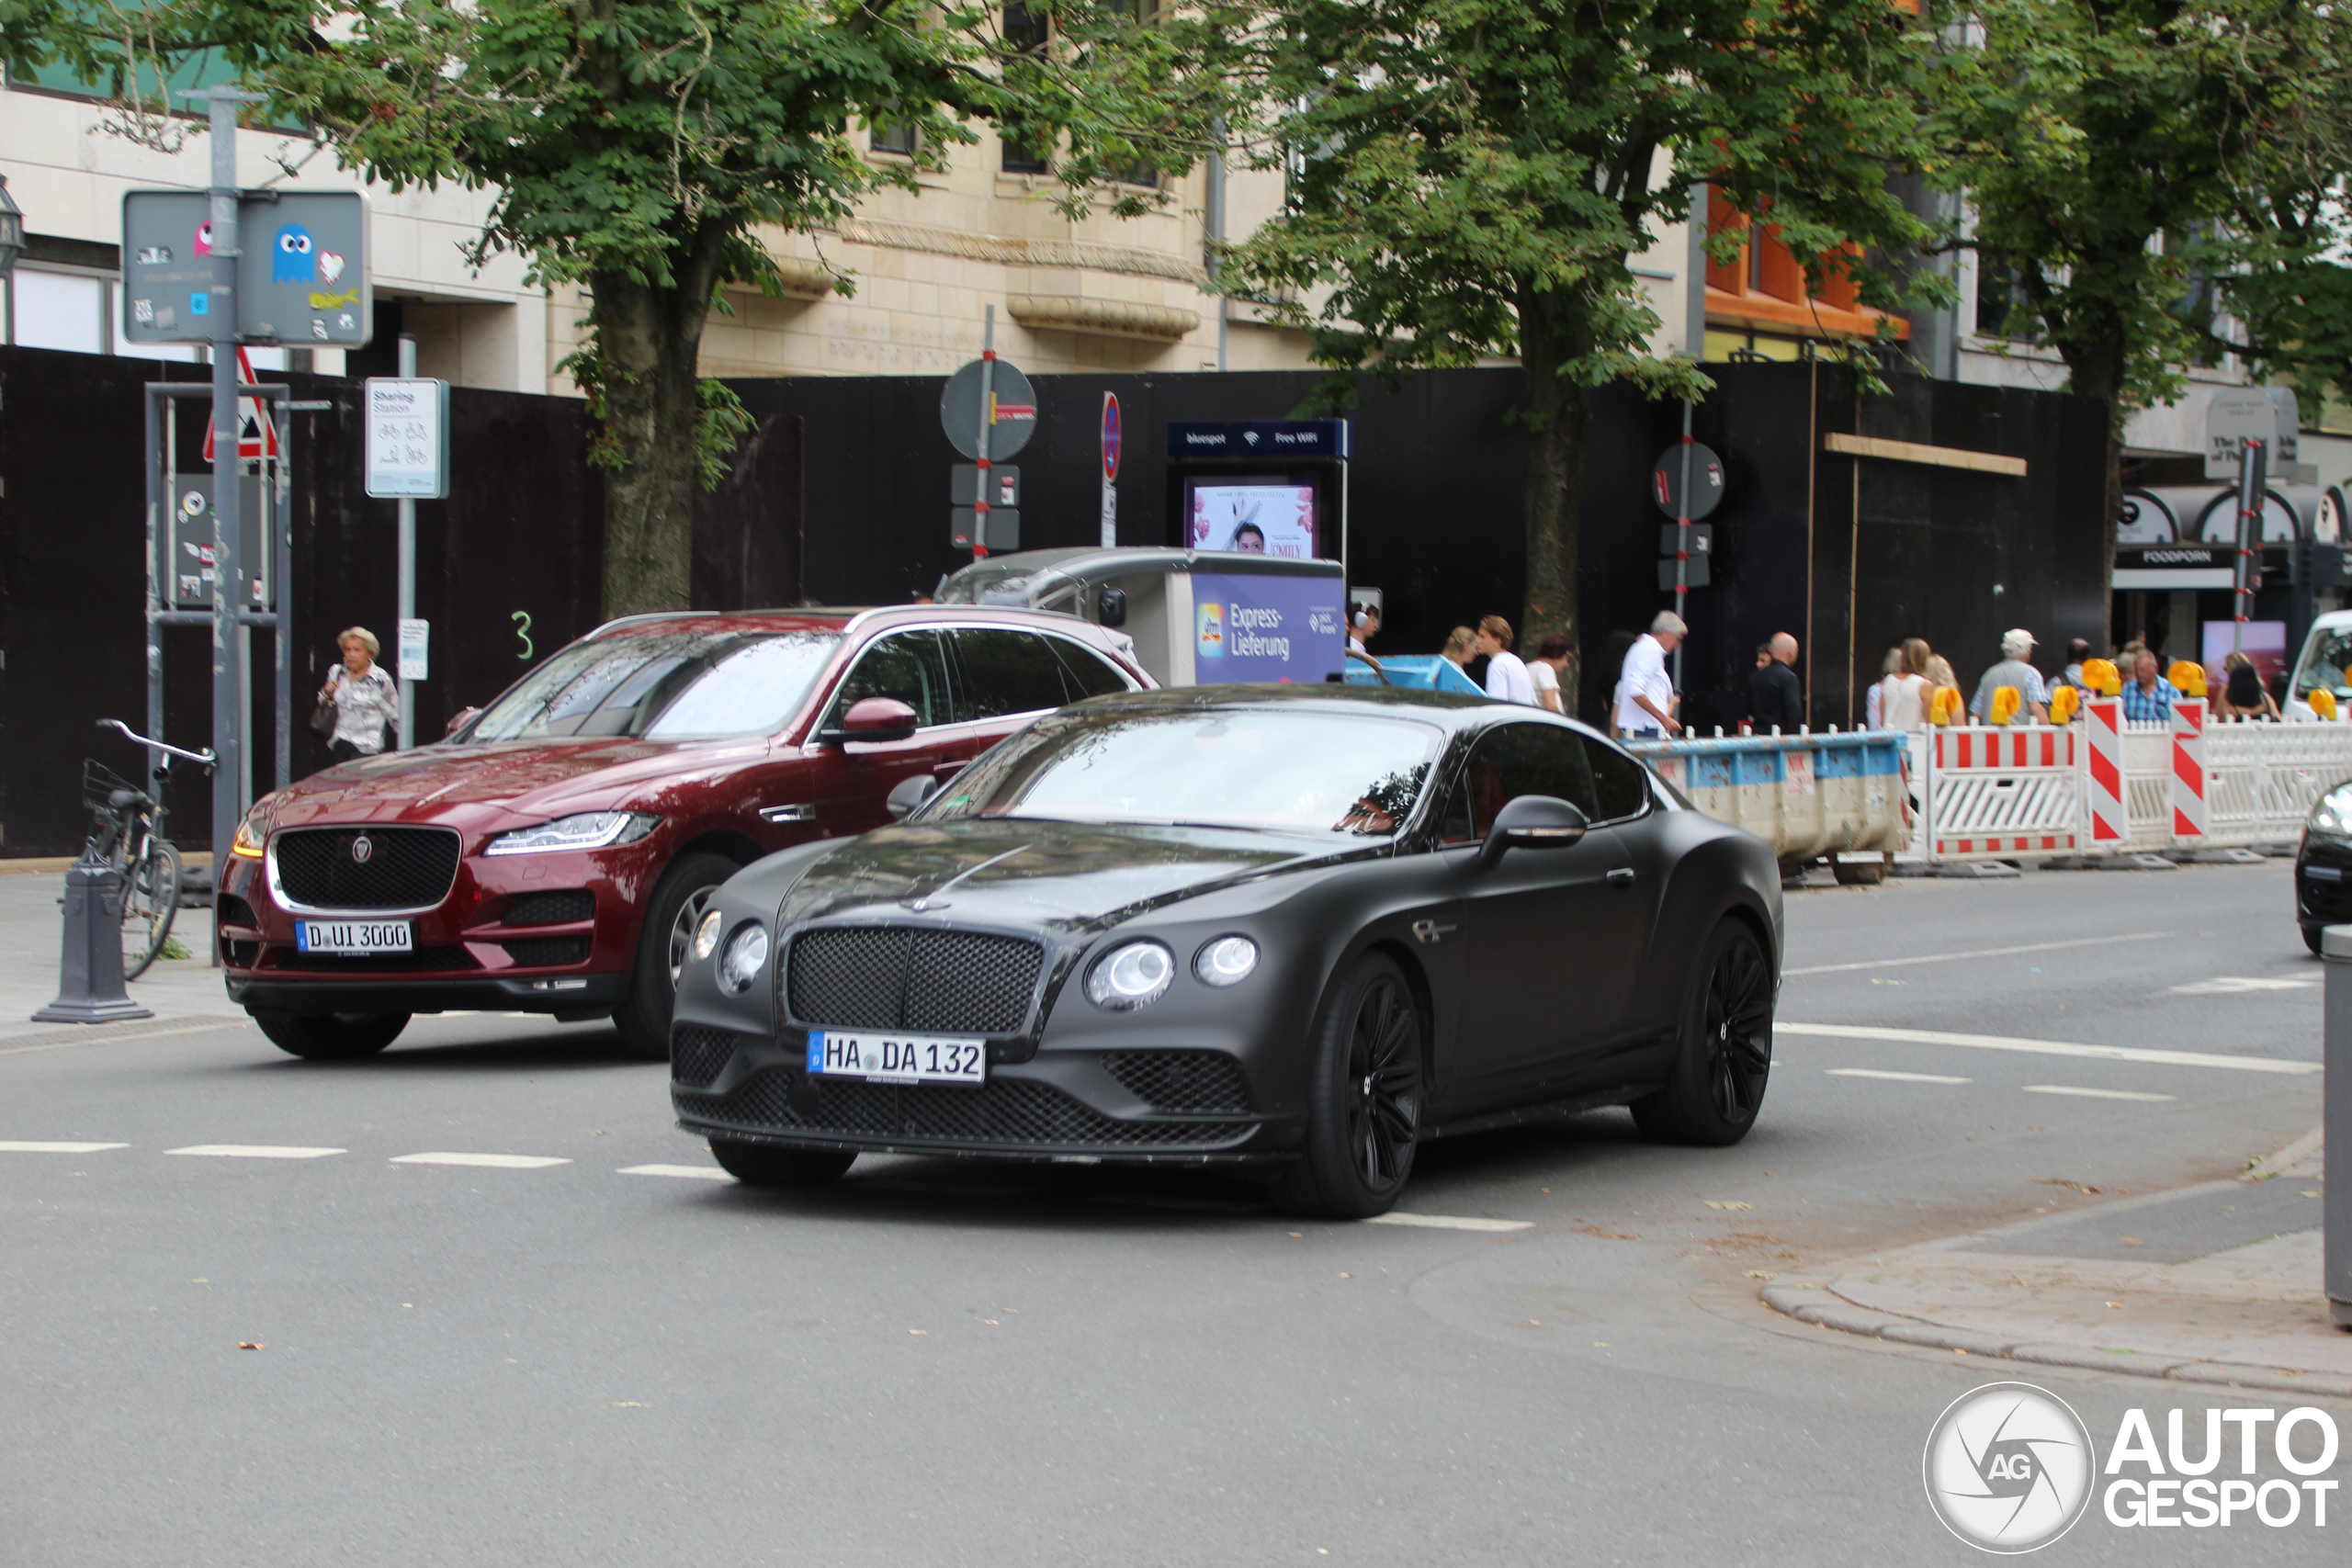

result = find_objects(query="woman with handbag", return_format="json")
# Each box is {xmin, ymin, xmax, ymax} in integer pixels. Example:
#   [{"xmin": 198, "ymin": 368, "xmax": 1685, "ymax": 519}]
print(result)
[{"xmin": 315, "ymin": 626, "xmax": 401, "ymax": 762}]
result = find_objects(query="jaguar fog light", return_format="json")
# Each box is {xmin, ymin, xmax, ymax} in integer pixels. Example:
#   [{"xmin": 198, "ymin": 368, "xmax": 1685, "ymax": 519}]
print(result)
[
  {"xmin": 718, "ymin": 925, "xmax": 770, "ymax": 993},
  {"xmin": 692, "ymin": 908, "xmax": 723, "ymax": 962},
  {"xmin": 1088, "ymin": 940, "xmax": 1174, "ymax": 1011},
  {"xmin": 1194, "ymin": 935, "xmax": 1259, "ymax": 987}
]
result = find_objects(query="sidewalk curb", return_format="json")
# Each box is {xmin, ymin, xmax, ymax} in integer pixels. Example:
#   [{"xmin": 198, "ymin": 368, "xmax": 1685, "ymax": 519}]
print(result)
[{"xmin": 1759, "ymin": 1278, "xmax": 2352, "ymax": 1397}]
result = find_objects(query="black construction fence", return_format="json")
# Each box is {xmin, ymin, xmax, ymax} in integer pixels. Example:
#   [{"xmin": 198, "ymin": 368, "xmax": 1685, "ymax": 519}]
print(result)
[{"xmin": 0, "ymin": 344, "xmax": 2103, "ymax": 855}]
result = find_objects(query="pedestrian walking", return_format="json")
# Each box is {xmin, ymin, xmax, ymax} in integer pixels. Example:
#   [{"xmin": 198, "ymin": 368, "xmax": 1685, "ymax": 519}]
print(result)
[
  {"xmin": 1348, "ymin": 604, "xmax": 1381, "ymax": 655},
  {"xmin": 1969, "ymin": 628, "xmax": 2050, "ymax": 725},
  {"xmin": 1747, "ymin": 632, "xmax": 1804, "ymax": 733},
  {"xmin": 1613, "ymin": 612, "xmax": 1684, "ymax": 738},
  {"xmin": 1440, "ymin": 626, "xmax": 1476, "ymax": 673},
  {"xmin": 1880, "ymin": 638, "xmax": 1934, "ymax": 730},
  {"xmin": 1863, "ymin": 647, "xmax": 1902, "ymax": 729},
  {"xmin": 316, "ymin": 626, "xmax": 401, "ymax": 763},
  {"xmin": 2214, "ymin": 650, "xmax": 2280, "ymax": 720},
  {"xmin": 1527, "ymin": 634, "xmax": 1574, "ymax": 716},
  {"xmin": 1475, "ymin": 615, "xmax": 1537, "ymax": 705},
  {"xmin": 2054, "ymin": 637, "xmax": 2094, "ymax": 694}
]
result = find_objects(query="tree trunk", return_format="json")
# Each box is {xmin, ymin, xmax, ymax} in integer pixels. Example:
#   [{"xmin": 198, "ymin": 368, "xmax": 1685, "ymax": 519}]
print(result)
[
  {"xmin": 2052, "ymin": 308, "xmax": 2128, "ymax": 649},
  {"xmin": 590, "ymin": 264, "xmax": 715, "ymax": 619},
  {"xmin": 1518, "ymin": 283, "xmax": 1595, "ymax": 712}
]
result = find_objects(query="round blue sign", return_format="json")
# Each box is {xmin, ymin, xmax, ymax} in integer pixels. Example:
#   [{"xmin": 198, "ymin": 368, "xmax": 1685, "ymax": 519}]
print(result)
[{"xmin": 1102, "ymin": 393, "xmax": 1122, "ymax": 482}]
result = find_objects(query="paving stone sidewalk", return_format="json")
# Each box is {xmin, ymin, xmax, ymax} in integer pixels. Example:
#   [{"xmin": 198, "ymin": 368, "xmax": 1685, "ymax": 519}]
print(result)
[{"xmin": 1763, "ymin": 1132, "xmax": 2352, "ymax": 1398}]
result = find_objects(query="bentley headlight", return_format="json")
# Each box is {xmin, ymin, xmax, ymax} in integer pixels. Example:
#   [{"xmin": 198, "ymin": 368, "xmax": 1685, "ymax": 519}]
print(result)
[
  {"xmin": 718, "ymin": 925, "xmax": 770, "ymax": 993},
  {"xmin": 1194, "ymin": 935, "xmax": 1260, "ymax": 987},
  {"xmin": 1088, "ymin": 940, "xmax": 1174, "ymax": 1011},
  {"xmin": 691, "ymin": 908, "xmax": 723, "ymax": 962},
  {"xmin": 484, "ymin": 811, "xmax": 660, "ymax": 856},
  {"xmin": 2311, "ymin": 785, "xmax": 2352, "ymax": 837}
]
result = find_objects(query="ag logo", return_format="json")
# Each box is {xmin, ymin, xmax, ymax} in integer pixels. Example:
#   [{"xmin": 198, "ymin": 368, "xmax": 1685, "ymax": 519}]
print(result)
[
  {"xmin": 1923, "ymin": 1382, "xmax": 2096, "ymax": 1552},
  {"xmin": 349, "ymin": 835, "xmax": 374, "ymax": 864}
]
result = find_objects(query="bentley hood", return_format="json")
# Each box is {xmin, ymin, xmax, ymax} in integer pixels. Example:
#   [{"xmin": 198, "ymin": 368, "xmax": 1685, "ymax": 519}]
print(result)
[{"xmin": 775, "ymin": 819, "xmax": 1361, "ymax": 932}]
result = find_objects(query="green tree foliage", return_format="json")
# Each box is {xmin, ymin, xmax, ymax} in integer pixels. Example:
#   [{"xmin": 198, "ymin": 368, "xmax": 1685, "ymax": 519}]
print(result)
[
  {"xmin": 1141, "ymin": 0, "xmax": 1939, "ymax": 656},
  {"xmin": 1924, "ymin": 0, "xmax": 2336, "ymax": 589},
  {"xmin": 7, "ymin": 0, "xmax": 1197, "ymax": 617}
]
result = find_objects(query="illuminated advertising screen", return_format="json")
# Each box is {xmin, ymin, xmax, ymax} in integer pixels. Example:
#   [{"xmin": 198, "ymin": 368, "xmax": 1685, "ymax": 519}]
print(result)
[
  {"xmin": 1187, "ymin": 483, "xmax": 1317, "ymax": 558},
  {"xmin": 1192, "ymin": 571, "xmax": 1346, "ymax": 684}
]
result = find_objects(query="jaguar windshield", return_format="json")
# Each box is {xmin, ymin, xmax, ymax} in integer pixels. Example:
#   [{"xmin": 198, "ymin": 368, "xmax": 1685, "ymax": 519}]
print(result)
[
  {"xmin": 458, "ymin": 631, "xmax": 841, "ymax": 742},
  {"xmin": 923, "ymin": 709, "xmax": 1438, "ymax": 835}
]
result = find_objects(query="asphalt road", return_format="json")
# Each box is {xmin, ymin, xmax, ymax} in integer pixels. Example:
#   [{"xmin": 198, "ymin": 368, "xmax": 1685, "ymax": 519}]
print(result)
[{"xmin": 2, "ymin": 861, "xmax": 2342, "ymax": 1565}]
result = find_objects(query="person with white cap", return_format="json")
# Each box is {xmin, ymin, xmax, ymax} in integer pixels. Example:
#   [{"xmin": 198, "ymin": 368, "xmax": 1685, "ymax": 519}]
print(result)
[{"xmin": 1968, "ymin": 627, "xmax": 2050, "ymax": 724}]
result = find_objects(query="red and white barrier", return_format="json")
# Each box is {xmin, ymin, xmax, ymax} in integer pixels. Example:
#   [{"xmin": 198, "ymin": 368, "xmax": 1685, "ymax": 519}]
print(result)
[
  {"xmin": 1920, "ymin": 724, "xmax": 2082, "ymax": 860},
  {"xmin": 2169, "ymin": 698, "xmax": 2207, "ymax": 840},
  {"xmin": 2083, "ymin": 699, "xmax": 2127, "ymax": 844}
]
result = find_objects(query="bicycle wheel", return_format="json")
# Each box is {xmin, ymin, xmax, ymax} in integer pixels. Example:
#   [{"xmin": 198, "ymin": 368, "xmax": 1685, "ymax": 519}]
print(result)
[{"xmin": 120, "ymin": 837, "xmax": 181, "ymax": 980}]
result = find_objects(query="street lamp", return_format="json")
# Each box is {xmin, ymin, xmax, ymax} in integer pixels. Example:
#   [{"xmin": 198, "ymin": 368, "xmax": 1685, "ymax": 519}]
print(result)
[{"xmin": 0, "ymin": 174, "xmax": 24, "ymax": 346}]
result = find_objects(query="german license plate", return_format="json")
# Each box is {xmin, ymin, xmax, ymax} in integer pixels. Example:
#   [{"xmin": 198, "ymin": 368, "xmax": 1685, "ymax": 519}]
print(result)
[
  {"xmin": 294, "ymin": 919, "xmax": 414, "ymax": 955},
  {"xmin": 806, "ymin": 1030, "xmax": 986, "ymax": 1086}
]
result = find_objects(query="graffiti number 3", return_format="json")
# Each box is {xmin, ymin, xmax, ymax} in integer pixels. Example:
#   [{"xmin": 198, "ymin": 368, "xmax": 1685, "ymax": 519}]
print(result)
[{"xmin": 512, "ymin": 610, "xmax": 534, "ymax": 661}]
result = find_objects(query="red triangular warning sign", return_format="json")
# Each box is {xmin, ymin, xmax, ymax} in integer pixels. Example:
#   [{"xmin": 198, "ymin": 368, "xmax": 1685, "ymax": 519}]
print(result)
[{"xmin": 202, "ymin": 347, "xmax": 282, "ymax": 462}]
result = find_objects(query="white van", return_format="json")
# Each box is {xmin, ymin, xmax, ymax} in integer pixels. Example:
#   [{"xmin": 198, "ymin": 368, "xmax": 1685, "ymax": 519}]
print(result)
[{"xmin": 2284, "ymin": 609, "xmax": 2352, "ymax": 720}]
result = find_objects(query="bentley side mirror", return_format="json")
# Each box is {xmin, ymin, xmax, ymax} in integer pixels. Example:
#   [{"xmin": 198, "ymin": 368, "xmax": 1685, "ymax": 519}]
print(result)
[
  {"xmin": 820, "ymin": 696, "xmax": 920, "ymax": 747},
  {"xmin": 1098, "ymin": 587, "xmax": 1128, "ymax": 628},
  {"xmin": 444, "ymin": 706, "xmax": 482, "ymax": 740},
  {"xmin": 886, "ymin": 773, "xmax": 940, "ymax": 820},
  {"xmin": 1478, "ymin": 795, "xmax": 1589, "ymax": 868}
]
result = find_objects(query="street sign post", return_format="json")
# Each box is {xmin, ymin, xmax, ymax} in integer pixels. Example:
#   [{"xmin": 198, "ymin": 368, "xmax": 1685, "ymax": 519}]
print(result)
[
  {"xmin": 121, "ymin": 188, "xmax": 371, "ymax": 346},
  {"xmin": 1653, "ymin": 414, "xmax": 1721, "ymax": 687},
  {"xmin": 1101, "ymin": 392, "xmax": 1121, "ymax": 548},
  {"xmin": 941, "ymin": 312, "xmax": 1038, "ymax": 558}
]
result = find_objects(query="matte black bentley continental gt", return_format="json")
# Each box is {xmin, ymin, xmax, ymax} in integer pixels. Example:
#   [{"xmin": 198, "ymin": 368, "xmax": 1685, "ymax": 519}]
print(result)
[{"xmin": 669, "ymin": 686, "xmax": 1783, "ymax": 1217}]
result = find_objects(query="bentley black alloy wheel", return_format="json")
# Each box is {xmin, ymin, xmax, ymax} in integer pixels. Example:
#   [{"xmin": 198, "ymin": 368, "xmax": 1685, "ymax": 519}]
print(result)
[
  {"xmin": 1278, "ymin": 952, "xmax": 1424, "ymax": 1219},
  {"xmin": 1633, "ymin": 919, "xmax": 1773, "ymax": 1145}
]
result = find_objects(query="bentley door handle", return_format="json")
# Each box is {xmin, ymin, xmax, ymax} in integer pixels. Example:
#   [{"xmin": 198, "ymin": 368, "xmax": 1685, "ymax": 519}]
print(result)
[{"xmin": 1606, "ymin": 867, "xmax": 1636, "ymax": 886}]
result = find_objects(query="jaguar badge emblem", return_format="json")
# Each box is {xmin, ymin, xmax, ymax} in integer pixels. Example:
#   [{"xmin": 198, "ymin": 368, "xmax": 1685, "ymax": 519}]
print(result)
[{"xmin": 350, "ymin": 834, "xmax": 374, "ymax": 864}]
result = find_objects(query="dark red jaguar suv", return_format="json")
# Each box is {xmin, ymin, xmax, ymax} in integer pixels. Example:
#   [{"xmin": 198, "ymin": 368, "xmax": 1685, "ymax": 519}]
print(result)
[{"xmin": 216, "ymin": 605, "xmax": 1151, "ymax": 1058}]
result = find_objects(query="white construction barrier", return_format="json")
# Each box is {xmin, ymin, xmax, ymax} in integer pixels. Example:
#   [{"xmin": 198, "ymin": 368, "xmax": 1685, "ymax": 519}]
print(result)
[
  {"xmin": 2170, "ymin": 699, "xmax": 2208, "ymax": 841},
  {"xmin": 1919, "ymin": 725, "xmax": 2082, "ymax": 860}
]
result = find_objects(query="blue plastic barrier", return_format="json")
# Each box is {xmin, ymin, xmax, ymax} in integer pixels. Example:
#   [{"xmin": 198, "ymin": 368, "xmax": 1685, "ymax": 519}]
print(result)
[
  {"xmin": 1623, "ymin": 729, "xmax": 1910, "ymax": 863},
  {"xmin": 1344, "ymin": 655, "xmax": 1487, "ymax": 696}
]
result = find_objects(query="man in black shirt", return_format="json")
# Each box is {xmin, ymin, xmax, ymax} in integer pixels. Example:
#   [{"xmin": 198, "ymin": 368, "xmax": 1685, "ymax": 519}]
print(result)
[{"xmin": 1747, "ymin": 631, "xmax": 1804, "ymax": 732}]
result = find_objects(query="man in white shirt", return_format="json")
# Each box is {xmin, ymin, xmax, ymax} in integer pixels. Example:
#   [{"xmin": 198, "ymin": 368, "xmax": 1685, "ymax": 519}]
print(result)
[
  {"xmin": 1613, "ymin": 612, "xmax": 1685, "ymax": 737},
  {"xmin": 1475, "ymin": 615, "xmax": 1537, "ymax": 704}
]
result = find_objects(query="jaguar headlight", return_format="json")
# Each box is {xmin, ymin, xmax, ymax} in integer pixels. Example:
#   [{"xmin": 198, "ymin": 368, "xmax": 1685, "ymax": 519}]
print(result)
[
  {"xmin": 691, "ymin": 908, "xmax": 723, "ymax": 962},
  {"xmin": 484, "ymin": 811, "xmax": 661, "ymax": 856},
  {"xmin": 231, "ymin": 799, "xmax": 274, "ymax": 859},
  {"xmin": 718, "ymin": 925, "xmax": 771, "ymax": 993},
  {"xmin": 2311, "ymin": 785, "xmax": 2352, "ymax": 837},
  {"xmin": 1087, "ymin": 940, "xmax": 1175, "ymax": 1011},
  {"xmin": 1194, "ymin": 935, "xmax": 1260, "ymax": 987}
]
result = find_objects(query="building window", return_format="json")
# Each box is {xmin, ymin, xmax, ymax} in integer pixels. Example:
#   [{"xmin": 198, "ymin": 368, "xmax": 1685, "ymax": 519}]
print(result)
[
  {"xmin": 870, "ymin": 114, "xmax": 919, "ymax": 157},
  {"xmin": 1972, "ymin": 254, "xmax": 2037, "ymax": 343},
  {"xmin": 1001, "ymin": 2, "xmax": 1053, "ymax": 174}
]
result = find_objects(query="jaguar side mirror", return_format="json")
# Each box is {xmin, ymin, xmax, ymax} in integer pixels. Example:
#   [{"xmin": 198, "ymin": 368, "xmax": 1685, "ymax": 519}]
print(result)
[
  {"xmin": 820, "ymin": 696, "xmax": 920, "ymax": 747},
  {"xmin": 886, "ymin": 773, "xmax": 941, "ymax": 820},
  {"xmin": 444, "ymin": 706, "xmax": 482, "ymax": 740},
  {"xmin": 1478, "ymin": 795, "xmax": 1588, "ymax": 868},
  {"xmin": 1098, "ymin": 587, "xmax": 1128, "ymax": 628}
]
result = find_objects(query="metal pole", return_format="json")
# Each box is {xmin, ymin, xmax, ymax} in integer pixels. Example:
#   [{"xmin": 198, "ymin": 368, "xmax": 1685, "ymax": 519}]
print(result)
[
  {"xmin": 192, "ymin": 87, "xmax": 257, "ymax": 875},
  {"xmin": 2321, "ymin": 926, "xmax": 2351, "ymax": 1329},
  {"xmin": 276, "ymin": 402, "xmax": 298, "ymax": 790},
  {"xmin": 397, "ymin": 333, "xmax": 417, "ymax": 748},
  {"xmin": 143, "ymin": 388, "xmax": 165, "ymax": 788},
  {"xmin": 1206, "ymin": 121, "xmax": 1228, "ymax": 374},
  {"xmin": 2233, "ymin": 436, "xmax": 2267, "ymax": 658},
  {"xmin": 972, "ymin": 305, "xmax": 995, "ymax": 561},
  {"xmin": 1673, "ymin": 399, "xmax": 1695, "ymax": 692}
]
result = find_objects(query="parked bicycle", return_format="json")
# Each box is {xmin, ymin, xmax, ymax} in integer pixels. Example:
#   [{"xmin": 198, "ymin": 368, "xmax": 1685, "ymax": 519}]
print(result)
[{"xmin": 84, "ymin": 719, "xmax": 214, "ymax": 980}]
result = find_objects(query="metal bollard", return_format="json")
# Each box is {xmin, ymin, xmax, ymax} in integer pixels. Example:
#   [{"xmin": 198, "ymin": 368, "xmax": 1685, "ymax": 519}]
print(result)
[
  {"xmin": 2324, "ymin": 928, "xmax": 2352, "ymax": 1329},
  {"xmin": 31, "ymin": 853, "xmax": 155, "ymax": 1024}
]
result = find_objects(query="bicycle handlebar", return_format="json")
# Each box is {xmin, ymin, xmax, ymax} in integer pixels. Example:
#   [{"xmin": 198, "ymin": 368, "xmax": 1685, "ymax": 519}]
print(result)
[{"xmin": 96, "ymin": 718, "xmax": 217, "ymax": 768}]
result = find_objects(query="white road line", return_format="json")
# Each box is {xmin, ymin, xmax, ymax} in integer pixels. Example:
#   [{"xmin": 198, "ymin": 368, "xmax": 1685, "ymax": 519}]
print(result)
[
  {"xmin": 2023, "ymin": 1085, "xmax": 2178, "ymax": 1103},
  {"xmin": 1825, "ymin": 1068, "xmax": 1973, "ymax": 1084},
  {"xmin": 390, "ymin": 1152, "xmax": 571, "ymax": 1169},
  {"xmin": 167, "ymin": 1145, "xmax": 345, "ymax": 1159},
  {"xmin": 1783, "ymin": 931, "xmax": 2166, "ymax": 977},
  {"xmin": 618, "ymin": 1164, "xmax": 732, "ymax": 1181},
  {"xmin": 0, "ymin": 1141, "xmax": 130, "ymax": 1154},
  {"xmin": 2167, "ymin": 976, "xmax": 2315, "ymax": 996},
  {"xmin": 1777, "ymin": 1022, "xmax": 2320, "ymax": 1076},
  {"xmin": 1365, "ymin": 1213, "xmax": 1532, "ymax": 1233}
]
